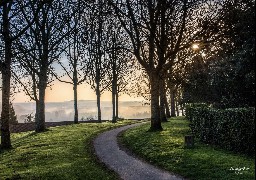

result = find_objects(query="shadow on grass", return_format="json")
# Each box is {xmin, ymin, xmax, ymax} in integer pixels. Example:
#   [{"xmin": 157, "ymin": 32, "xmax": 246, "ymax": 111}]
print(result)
[
  {"xmin": 0, "ymin": 129, "xmax": 53, "ymax": 153},
  {"xmin": 120, "ymin": 119, "xmax": 255, "ymax": 180},
  {"xmin": 0, "ymin": 131, "xmax": 38, "ymax": 153}
]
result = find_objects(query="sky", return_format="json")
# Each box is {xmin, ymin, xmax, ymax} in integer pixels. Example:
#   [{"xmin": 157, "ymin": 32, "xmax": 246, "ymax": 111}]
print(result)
[
  {"xmin": 43, "ymin": 81, "xmax": 142, "ymax": 102},
  {"xmin": 0, "ymin": 56, "xmax": 144, "ymax": 103},
  {"xmin": 0, "ymin": 80, "xmax": 143, "ymax": 103},
  {"xmin": 0, "ymin": 51, "xmax": 144, "ymax": 103}
]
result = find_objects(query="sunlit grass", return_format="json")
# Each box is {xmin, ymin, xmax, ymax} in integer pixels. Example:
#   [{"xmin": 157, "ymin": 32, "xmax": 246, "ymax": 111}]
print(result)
[
  {"xmin": 0, "ymin": 120, "xmax": 136, "ymax": 179},
  {"xmin": 120, "ymin": 117, "xmax": 255, "ymax": 180}
]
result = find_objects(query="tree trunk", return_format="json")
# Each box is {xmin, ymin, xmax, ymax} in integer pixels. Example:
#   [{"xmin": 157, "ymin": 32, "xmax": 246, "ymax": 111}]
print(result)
[
  {"xmin": 164, "ymin": 91, "xmax": 171, "ymax": 118},
  {"xmin": 181, "ymin": 105, "xmax": 185, "ymax": 116},
  {"xmin": 149, "ymin": 73, "xmax": 162, "ymax": 131},
  {"xmin": 0, "ymin": 48, "xmax": 12, "ymax": 149},
  {"xmin": 1, "ymin": 68, "xmax": 11, "ymax": 149},
  {"xmin": 176, "ymin": 101, "xmax": 180, "ymax": 116},
  {"xmin": 35, "ymin": 79, "xmax": 46, "ymax": 132},
  {"xmin": 96, "ymin": 80, "xmax": 101, "ymax": 123},
  {"xmin": 112, "ymin": 87, "xmax": 116, "ymax": 123},
  {"xmin": 159, "ymin": 79, "xmax": 167, "ymax": 122},
  {"xmin": 111, "ymin": 50, "xmax": 117, "ymax": 123},
  {"xmin": 170, "ymin": 89, "xmax": 176, "ymax": 117},
  {"xmin": 35, "ymin": 100, "xmax": 39, "ymax": 123},
  {"xmin": 73, "ymin": 82, "xmax": 78, "ymax": 124},
  {"xmin": 1, "ymin": 4, "xmax": 12, "ymax": 149},
  {"xmin": 116, "ymin": 92, "xmax": 119, "ymax": 120},
  {"xmin": 73, "ymin": 50, "xmax": 79, "ymax": 124},
  {"xmin": 96, "ymin": 93, "xmax": 101, "ymax": 122}
]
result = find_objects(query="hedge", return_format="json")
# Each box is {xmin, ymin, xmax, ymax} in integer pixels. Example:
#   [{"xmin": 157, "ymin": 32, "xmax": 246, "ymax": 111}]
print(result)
[{"xmin": 185, "ymin": 104, "xmax": 255, "ymax": 156}]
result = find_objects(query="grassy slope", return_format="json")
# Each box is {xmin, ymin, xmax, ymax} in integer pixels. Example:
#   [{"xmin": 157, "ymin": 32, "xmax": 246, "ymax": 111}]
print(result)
[
  {"xmin": 0, "ymin": 120, "xmax": 135, "ymax": 180},
  {"xmin": 120, "ymin": 117, "xmax": 255, "ymax": 180}
]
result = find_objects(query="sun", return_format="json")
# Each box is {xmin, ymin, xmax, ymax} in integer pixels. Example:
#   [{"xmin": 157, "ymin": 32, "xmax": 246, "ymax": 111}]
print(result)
[{"xmin": 192, "ymin": 43, "xmax": 200, "ymax": 50}]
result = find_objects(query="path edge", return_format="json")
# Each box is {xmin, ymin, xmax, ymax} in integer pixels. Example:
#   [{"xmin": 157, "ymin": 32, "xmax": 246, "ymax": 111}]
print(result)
[
  {"xmin": 116, "ymin": 123, "xmax": 187, "ymax": 180},
  {"xmin": 90, "ymin": 122, "xmax": 144, "ymax": 180},
  {"xmin": 93, "ymin": 122, "xmax": 186, "ymax": 180}
]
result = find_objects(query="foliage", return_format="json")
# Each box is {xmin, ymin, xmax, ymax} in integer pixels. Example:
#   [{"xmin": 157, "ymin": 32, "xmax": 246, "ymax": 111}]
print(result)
[
  {"xmin": 0, "ymin": 120, "xmax": 135, "ymax": 179},
  {"xmin": 184, "ymin": 103, "xmax": 209, "ymax": 121},
  {"xmin": 186, "ymin": 105, "xmax": 255, "ymax": 156},
  {"xmin": 120, "ymin": 118, "xmax": 255, "ymax": 180},
  {"xmin": 182, "ymin": 1, "xmax": 255, "ymax": 108},
  {"xmin": 182, "ymin": 55, "xmax": 214, "ymax": 104}
]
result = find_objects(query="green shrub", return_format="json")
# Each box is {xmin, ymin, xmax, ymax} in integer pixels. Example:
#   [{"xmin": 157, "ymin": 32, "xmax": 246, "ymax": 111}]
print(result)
[
  {"xmin": 186, "ymin": 104, "xmax": 255, "ymax": 156},
  {"xmin": 185, "ymin": 103, "xmax": 209, "ymax": 121}
]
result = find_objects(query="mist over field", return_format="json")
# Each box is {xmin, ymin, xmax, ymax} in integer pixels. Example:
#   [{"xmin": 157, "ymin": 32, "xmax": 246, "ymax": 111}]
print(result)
[{"xmin": 12, "ymin": 100, "xmax": 150, "ymax": 123}]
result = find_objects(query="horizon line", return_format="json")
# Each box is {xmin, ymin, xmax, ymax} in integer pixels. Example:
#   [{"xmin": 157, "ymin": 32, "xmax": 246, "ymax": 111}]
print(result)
[{"xmin": 7, "ymin": 99, "xmax": 145, "ymax": 103}]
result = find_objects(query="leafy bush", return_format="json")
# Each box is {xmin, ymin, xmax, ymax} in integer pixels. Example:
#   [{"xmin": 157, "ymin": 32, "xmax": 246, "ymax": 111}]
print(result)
[
  {"xmin": 185, "ymin": 103, "xmax": 209, "ymax": 121},
  {"xmin": 186, "ymin": 104, "xmax": 255, "ymax": 156}
]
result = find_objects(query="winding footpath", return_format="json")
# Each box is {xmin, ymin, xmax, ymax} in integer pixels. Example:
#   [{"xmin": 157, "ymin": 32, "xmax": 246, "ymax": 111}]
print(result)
[{"xmin": 93, "ymin": 123, "xmax": 184, "ymax": 180}]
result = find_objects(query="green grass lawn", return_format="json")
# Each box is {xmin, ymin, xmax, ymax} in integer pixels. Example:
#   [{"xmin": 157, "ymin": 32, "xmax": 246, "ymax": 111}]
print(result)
[
  {"xmin": 120, "ymin": 117, "xmax": 255, "ymax": 180},
  {"xmin": 0, "ymin": 120, "xmax": 136, "ymax": 179}
]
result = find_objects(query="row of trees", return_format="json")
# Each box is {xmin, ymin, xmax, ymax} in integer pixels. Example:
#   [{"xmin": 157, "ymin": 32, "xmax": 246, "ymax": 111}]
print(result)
[
  {"xmin": 0, "ymin": 0, "xmax": 136, "ymax": 149},
  {"xmin": 1, "ymin": 0, "xmax": 254, "ymax": 149}
]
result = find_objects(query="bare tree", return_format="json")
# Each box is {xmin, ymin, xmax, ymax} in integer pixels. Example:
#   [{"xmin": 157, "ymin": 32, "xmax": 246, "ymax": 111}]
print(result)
[
  {"xmin": 53, "ymin": 0, "xmax": 88, "ymax": 124},
  {"xmin": 15, "ymin": 0, "xmax": 73, "ymax": 132},
  {"xmin": 86, "ymin": 0, "xmax": 110, "ymax": 123},
  {"xmin": 104, "ymin": 18, "xmax": 134, "ymax": 122},
  {"xmin": 115, "ymin": 52, "xmax": 134, "ymax": 120},
  {"xmin": 0, "ymin": 0, "xmax": 43, "ymax": 149},
  {"xmin": 108, "ymin": 32, "xmax": 119, "ymax": 123}
]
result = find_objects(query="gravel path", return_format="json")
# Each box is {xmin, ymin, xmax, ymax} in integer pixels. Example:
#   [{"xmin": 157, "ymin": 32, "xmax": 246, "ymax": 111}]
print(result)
[{"xmin": 93, "ymin": 123, "xmax": 184, "ymax": 180}]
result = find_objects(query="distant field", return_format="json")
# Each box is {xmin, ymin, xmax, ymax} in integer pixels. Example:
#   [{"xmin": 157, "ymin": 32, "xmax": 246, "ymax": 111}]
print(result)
[{"xmin": 10, "ymin": 100, "xmax": 150, "ymax": 123}]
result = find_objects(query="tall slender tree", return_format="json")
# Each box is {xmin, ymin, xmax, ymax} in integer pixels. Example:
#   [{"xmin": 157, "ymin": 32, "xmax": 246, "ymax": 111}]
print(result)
[
  {"xmin": 105, "ymin": 18, "xmax": 134, "ymax": 123},
  {"xmin": 15, "ymin": 0, "xmax": 73, "ymax": 132},
  {"xmin": 53, "ymin": 0, "xmax": 88, "ymax": 124},
  {"xmin": 0, "ymin": 0, "xmax": 43, "ymax": 148},
  {"xmin": 87, "ymin": 0, "xmax": 110, "ymax": 122}
]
